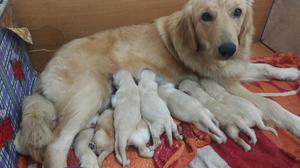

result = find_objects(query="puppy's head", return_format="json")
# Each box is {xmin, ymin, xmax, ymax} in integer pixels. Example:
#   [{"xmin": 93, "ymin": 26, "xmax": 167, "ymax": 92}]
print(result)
[
  {"xmin": 159, "ymin": 82, "xmax": 175, "ymax": 90},
  {"xmin": 113, "ymin": 70, "xmax": 132, "ymax": 87},
  {"xmin": 178, "ymin": 0, "xmax": 254, "ymax": 61},
  {"xmin": 137, "ymin": 69, "xmax": 156, "ymax": 81},
  {"xmin": 178, "ymin": 79, "xmax": 199, "ymax": 93}
]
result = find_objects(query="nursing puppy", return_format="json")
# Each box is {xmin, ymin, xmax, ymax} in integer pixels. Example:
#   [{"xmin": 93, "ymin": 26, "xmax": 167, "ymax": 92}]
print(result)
[
  {"xmin": 138, "ymin": 69, "xmax": 182, "ymax": 150},
  {"xmin": 199, "ymin": 80, "xmax": 278, "ymax": 145},
  {"xmin": 74, "ymin": 127, "xmax": 98, "ymax": 168},
  {"xmin": 93, "ymin": 109, "xmax": 115, "ymax": 167},
  {"xmin": 112, "ymin": 70, "xmax": 153, "ymax": 166},
  {"xmin": 158, "ymin": 82, "xmax": 227, "ymax": 144},
  {"xmin": 179, "ymin": 79, "xmax": 277, "ymax": 151}
]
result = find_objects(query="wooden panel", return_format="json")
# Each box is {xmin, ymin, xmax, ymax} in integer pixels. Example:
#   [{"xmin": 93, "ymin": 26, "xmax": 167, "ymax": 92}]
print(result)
[
  {"xmin": 262, "ymin": 0, "xmax": 300, "ymax": 55},
  {"xmin": 253, "ymin": 0, "xmax": 274, "ymax": 42},
  {"xmin": 251, "ymin": 42, "xmax": 274, "ymax": 58},
  {"xmin": 29, "ymin": 51, "xmax": 55, "ymax": 72},
  {"xmin": 12, "ymin": 0, "xmax": 186, "ymax": 50},
  {"xmin": 12, "ymin": 0, "xmax": 274, "ymax": 71},
  {"xmin": 13, "ymin": 0, "xmax": 273, "ymax": 49}
]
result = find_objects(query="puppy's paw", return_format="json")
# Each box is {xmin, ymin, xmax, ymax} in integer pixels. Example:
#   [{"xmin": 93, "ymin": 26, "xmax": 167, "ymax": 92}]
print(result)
[
  {"xmin": 237, "ymin": 139, "xmax": 252, "ymax": 152},
  {"xmin": 122, "ymin": 159, "xmax": 131, "ymax": 166},
  {"xmin": 175, "ymin": 134, "xmax": 183, "ymax": 141},
  {"xmin": 80, "ymin": 152, "xmax": 98, "ymax": 168},
  {"xmin": 140, "ymin": 148, "xmax": 154, "ymax": 158},
  {"xmin": 116, "ymin": 154, "xmax": 122, "ymax": 164},
  {"xmin": 149, "ymin": 145, "xmax": 156, "ymax": 151}
]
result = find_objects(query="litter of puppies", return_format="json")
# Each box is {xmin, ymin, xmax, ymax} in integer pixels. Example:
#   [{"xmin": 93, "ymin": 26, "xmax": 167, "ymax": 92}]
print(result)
[{"xmin": 71, "ymin": 69, "xmax": 277, "ymax": 167}]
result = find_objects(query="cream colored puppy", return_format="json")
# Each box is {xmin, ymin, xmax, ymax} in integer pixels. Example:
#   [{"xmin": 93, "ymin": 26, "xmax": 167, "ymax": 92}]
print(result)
[
  {"xmin": 93, "ymin": 109, "xmax": 115, "ymax": 167},
  {"xmin": 74, "ymin": 127, "xmax": 98, "ymax": 168},
  {"xmin": 138, "ymin": 70, "xmax": 182, "ymax": 150},
  {"xmin": 112, "ymin": 70, "xmax": 153, "ymax": 166},
  {"xmin": 179, "ymin": 79, "xmax": 277, "ymax": 151},
  {"xmin": 158, "ymin": 82, "xmax": 227, "ymax": 144},
  {"xmin": 198, "ymin": 79, "xmax": 278, "ymax": 138},
  {"xmin": 74, "ymin": 114, "xmax": 100, "ymax": 168},
  {"xmin": 199, "ymin": 79, "xmax": 278, "ymax": 146}
]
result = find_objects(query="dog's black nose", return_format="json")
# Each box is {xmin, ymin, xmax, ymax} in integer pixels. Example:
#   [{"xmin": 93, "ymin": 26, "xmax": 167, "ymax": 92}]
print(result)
[{"xmin": 218, "ymin": 42, "xmax": 236, "ymax": 58}]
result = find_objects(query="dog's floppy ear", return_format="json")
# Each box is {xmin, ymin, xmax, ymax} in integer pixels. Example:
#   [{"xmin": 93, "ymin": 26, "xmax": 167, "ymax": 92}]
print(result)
[
  {"xmin": 238, "ymin": 1, "xmax": 254, "ymax": 48},
  {"xmin": 178, "ymin": 11, "xmax": 200, "ymax": 52}
]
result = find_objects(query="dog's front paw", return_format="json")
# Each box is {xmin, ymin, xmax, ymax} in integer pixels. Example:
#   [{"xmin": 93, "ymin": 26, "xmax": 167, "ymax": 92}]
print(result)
[{"xmin": 277, "ymin": 68, "xmax": 300, "ymax": 81}]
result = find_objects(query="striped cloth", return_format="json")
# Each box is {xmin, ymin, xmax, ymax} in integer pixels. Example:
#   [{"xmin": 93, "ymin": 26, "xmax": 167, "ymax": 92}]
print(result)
[
  {"xmin": 0, "ymin": 28, "xmax": 37, "ymax": 168},
  {"xmin": 17, "ymin": 53, "xmax": 300, "ymax": 168}
]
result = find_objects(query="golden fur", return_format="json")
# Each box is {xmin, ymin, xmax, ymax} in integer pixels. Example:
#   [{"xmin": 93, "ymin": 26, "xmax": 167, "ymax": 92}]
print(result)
[{"xmin": 16, "ymin": 0, "xmax": 300, "ymax": 167}]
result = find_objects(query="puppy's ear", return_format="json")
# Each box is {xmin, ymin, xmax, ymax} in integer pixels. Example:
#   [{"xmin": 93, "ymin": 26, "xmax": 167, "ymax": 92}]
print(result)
[
  {"xmin": 238, "ymin": 2, "xmax": 254, "ymax": 48},
  {"xmin": 178, "ymin": 11, "xmax": 200, "ymax": 52}
]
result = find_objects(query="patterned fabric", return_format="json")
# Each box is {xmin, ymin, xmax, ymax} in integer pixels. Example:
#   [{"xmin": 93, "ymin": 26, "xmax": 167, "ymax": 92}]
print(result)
[{"xmin": 0, "ymin": 28, "xmax": 37, "ymax": 168}]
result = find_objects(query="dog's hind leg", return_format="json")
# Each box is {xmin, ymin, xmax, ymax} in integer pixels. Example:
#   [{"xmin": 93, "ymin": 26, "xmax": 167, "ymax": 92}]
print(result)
[
  {"xmin": 171, "ymin": 121, "xmax": 183, "ymax": 140},
  {"xmin": 98, "ymin": 149, "xmax": 113, "ymax": 167},
  {"xmin": 114, "ymin": 133, "xmax": 122, "ymax": 163},
  {"xmin": 116, "ymin": 135, "xmax": 130, "ymax": 166},
  {"xmin": 226, "ymin": 126, "xmax": 251, "ymax": 152},
  {"xmin": 74, "ymin": 128, "xmax": 98, "ymax": 168},
  {"xmin": 149, "ymin": 123, "xmax": 162, "ymax": 150},
  {"xmin": 194, "ymin": 122, "xmax": 223, "ymax": 144},
  {"xmin": 200, "ymin": 114, "xmax": 227, "ymax": 143},
  {"xmin": 44, "ymin": 77, "xmax": 105, "ymax": 168},
  {"xmin": 236, "ymin": 121, "xmax": 257, "ymax": 145},
  {"xmin": 164, "ymin": 122, "xmax": 173, "ymax": 146},
  {"xmin": 129, "ymin": 123, "xmax": 154, "ymax": 158},
  {"xmin": 256, "ymin": 119, "xmax": 278, "ymax": 136},
  {"xmin": 224, "ymin": 82, "xmax": 300, "ymax": 138}
]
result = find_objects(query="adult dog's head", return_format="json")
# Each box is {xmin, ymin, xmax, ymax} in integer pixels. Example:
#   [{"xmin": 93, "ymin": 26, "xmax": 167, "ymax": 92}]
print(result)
[{"xmin": 156, "ymin": 0, "xmax": 254, "ymax": 79}]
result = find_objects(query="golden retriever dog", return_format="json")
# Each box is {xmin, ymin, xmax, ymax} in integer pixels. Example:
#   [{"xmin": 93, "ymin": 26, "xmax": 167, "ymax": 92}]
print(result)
[{"xmin": 18, "ymin": 0, "xmax": 300, "ymax": 167}]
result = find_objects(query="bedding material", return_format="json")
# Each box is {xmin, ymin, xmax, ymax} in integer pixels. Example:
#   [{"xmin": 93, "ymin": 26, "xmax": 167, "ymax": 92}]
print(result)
[
  {"xmin": 0, "ymin": 28, "xmax": 37, "ymax": 168},
  {"xmin": 17, "ymin": 53, "xmax": 300, "ymax": 168}
]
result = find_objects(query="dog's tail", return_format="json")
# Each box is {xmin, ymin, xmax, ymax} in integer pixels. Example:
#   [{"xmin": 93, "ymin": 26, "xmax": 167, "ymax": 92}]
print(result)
[
  {"xmin": 21, "ymin": 93, "xmax": 56, "ymax": 150},
  {"xmin": 164, "ymin": 122, "xmax": 173, "ymax": 146}
]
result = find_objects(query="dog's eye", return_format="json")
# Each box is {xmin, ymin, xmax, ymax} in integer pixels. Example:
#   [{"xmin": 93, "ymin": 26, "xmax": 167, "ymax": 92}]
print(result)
[
  {"xmin": 201, "ymin": 12, "xmax": 213, "ymax": 22},
  {"xmin": 233, "ymin": 8, "xmax": 242, "ymax": 17}
]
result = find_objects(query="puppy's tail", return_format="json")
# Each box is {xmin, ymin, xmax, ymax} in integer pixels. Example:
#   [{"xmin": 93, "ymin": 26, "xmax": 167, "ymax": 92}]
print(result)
[
  {"xmin": 21, "ymin": 93, "xmax": 56, "ymax": 149},
  {"xmin": 115, "ymin": 133, "xmax": 130, "ymax": 166},
  {"xmin": 164, "ymin": 122, "xmax": 173, "ymax": 146}
]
